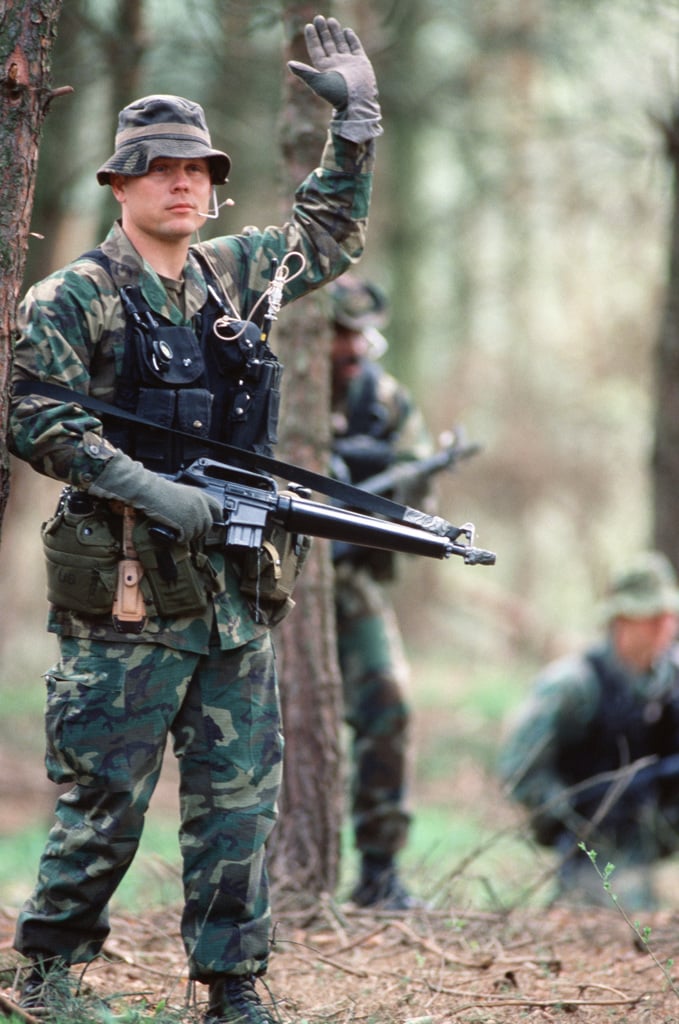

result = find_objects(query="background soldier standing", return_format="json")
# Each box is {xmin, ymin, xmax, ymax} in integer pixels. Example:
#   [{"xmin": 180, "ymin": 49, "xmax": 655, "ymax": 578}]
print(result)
[
  {"xmin": 499, "ymin": 551, "xmax": 679, "ymax": 909},
  {"xmin": 8, "ymin": 17, "xmax": 381, "ymax": 1024},
  {"xmin": 329, "ymin": 275, "xmax": 433, "ymax": 910}
]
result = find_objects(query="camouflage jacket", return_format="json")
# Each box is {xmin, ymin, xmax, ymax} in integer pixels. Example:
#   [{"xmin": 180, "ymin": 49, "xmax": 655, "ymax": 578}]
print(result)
[{"xmin": 10, "ymin": 131, "xmax": 375, "ymax": 653}]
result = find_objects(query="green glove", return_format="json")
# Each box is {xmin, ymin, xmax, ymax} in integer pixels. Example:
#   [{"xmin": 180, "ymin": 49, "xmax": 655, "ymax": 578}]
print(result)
[
  {"xmin": 88, "ymin": 450, "xmax": 222, "ymax": 544},
  {"xmin": 288, "ymin": 15, "xmax": 382, "ymax": 143}
]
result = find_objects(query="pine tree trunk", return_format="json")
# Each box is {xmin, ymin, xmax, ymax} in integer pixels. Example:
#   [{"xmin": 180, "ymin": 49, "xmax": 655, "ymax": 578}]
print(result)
[
  {"xmin": 267, "ymin": 1, "xmax": 345, "ymax": 904},
  {"xmin": 0, "ymin": 1, "xmax": 64, "ymax": 544},
  {"xmin": 652, "ymin": 107, "xmax": 679, "ymax": 571}
]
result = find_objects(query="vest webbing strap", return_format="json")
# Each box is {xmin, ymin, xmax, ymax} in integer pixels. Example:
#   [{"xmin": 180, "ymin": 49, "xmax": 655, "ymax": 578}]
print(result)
[{"xmin": 13, "ymin": 379, "xmax": 437, "ymax": 530}]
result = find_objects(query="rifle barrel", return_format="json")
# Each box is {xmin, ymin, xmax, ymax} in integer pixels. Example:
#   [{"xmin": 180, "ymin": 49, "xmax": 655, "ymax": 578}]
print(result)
[
  {"xmin": 356, "ymin": 443, "xmax": 482, "ymax": 498},
  {"xmin": 274, "ymin": 494, "xmax": 454, "ymax": 560}
]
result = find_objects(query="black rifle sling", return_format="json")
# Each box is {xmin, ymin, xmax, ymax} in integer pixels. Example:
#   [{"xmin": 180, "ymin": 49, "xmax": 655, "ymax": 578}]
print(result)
[{"xmin": 13, "ymin": 380, "xmax": 453, "ymax": 534}]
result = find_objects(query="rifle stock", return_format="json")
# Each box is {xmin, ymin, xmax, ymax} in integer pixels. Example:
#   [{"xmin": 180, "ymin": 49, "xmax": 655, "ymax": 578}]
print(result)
[{"xmin": 175, "ymin": 458, "xmax": 496, "ymax": 565}]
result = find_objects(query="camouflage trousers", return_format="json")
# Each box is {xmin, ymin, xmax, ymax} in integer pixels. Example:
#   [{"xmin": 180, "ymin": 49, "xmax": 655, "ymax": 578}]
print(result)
[
  {"xmin": 335, "ymin": 565, "xmax": 412, "ymax": 857},
  {"xmin": 14, "ymin": 630, "xmax": 282, "ymax": 981}
]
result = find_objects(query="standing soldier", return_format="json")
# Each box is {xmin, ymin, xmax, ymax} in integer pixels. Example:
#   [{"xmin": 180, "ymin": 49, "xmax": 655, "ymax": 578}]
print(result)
[
  {"xmin": 329, "ymin": 275, "xmax": 433, "ymax": 909},
  {"xmin": 9, "ymin": 17, "xmax": 381, "ymax": 1024}
]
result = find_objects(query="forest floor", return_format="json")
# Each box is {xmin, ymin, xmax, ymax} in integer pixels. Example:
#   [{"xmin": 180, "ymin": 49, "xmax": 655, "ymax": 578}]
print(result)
[
  {"xmin": 1, "ymin": 895, "xmax": 679, "ymax": 1023},
  {"xmin": 1, "ymin": 740, "xmax": 679, "ymax": 1024}
]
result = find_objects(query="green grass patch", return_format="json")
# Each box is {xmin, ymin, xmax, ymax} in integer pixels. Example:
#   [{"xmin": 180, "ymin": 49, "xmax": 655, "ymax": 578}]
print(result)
[
  {"xmin": 403, "ymin": 804, "xmax": 555, "ymax": 909},
  {"xmin": 0, "ymin": 818, "xmax": 183, "ymax": 912},
  {"xmin": 337, "ymin": 796, "xmax": 554, "ymax": 911},
  {"xmin": 407, "ymin": 644, "xmax": 534, "ymax": 719}
]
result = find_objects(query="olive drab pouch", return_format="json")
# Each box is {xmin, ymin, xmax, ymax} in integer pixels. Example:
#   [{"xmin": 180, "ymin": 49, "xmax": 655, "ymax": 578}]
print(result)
[
  {"xmin": 132, "ymin": 518, "xmax": 220, "ymax": 617},
  {"xmin": 41, "ymin": 490, "xmax": 121, "ymax": 615},
  {"xmin": 238, "ymin": 508, "xmax": 312, "ymax": 624}
]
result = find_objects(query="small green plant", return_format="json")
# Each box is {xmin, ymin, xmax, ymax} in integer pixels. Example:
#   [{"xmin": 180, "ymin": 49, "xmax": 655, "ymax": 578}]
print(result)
[{"xmin": 579, "ymin": 842, "xmax": 679, "ymax": 999}]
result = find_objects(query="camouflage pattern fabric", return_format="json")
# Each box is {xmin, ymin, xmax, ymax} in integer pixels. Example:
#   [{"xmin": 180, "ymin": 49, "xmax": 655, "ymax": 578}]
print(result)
[
  {"xmin": 333, "ymin": 360, "xmax": 432, "ymax": 857},
  {"xmin": 368, "ymin": 371, "xmax": 432, "ymax": 470},
  {"xmin": 335, "ymin": 563, "xmax": 412, "ymax": 855},
  {"xmin": 14, "ymin": 632, "xmax": 281, "ymax": 979}
]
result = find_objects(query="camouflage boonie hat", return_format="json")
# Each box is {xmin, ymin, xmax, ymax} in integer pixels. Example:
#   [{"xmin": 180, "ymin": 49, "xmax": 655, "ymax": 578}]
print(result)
[
  {"xmin": 328, "ymin": 274, "xmax": 389, "ymax": 331},
  {"xmin": 598, "ymin": 551, "xmax": 679, "ymax": 621},
  {"xmin": 96, "ymin": 94, "xmax": 231, "ymax": 185}
]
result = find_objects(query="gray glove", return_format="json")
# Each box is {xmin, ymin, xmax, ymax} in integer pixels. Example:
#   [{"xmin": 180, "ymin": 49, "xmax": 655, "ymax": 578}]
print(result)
[
  {"xmin": 288, "ymin": 15, "xmax": 382, "ymax": 143},
  {"xmin": 89, "ymin": 450, "xmax": 222, "ymax": 544}
]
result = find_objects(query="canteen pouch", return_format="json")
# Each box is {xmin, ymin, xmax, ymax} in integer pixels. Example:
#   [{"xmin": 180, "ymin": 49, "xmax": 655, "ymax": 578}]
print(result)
[
  {"xmin": 132, "ymin": 519, "xmax": 219, "ymax": 616},
  {"xmin": 238, "ymin": 511, "xmax": 312, "ymax": 625},
  {"xmin": 41, "ymin": 491, "xmax": 121, "ymax": 615}
]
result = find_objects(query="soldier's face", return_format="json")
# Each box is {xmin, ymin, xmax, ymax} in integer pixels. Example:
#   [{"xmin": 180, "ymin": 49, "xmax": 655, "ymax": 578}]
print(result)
[
  {"xmin": 613, "ymin": 611, "xmax": 679, "ymax": 672},
  {"xmin": 332, "ymin": 325, "xmax": 368, "ymax": 390},
  {"xmin": 111, "ymin": 157, "xmax": 212, "ymax": 243}
]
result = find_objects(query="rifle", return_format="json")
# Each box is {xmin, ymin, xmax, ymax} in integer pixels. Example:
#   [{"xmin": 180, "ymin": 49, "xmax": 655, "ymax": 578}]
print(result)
[
  {"xmin": 350, "ymin": 427, "xmax": 481, "ymax": 499},
  {"xmin": 569, "ymin": 752, "xmax": 679, "ymax": 811},
  {"xmin": 528, "ymin": 753, "xmax": 679, "ymax": 846},
  {"xmin": 13, "ymin": 381, "xmax": 495, "ymax": 564},
  {"xmin": 161, "ymin": 458, "xmax": 496, "ymax": 565}
]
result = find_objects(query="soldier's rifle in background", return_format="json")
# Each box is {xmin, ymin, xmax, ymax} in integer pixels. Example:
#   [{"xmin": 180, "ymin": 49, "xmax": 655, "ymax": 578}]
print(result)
[
  {"xmin": 526, "ymin": 752, "xmax": 679, "ymax": 846},
  {"xmin": 347, "ymin": 426, "xmax": 481, "ymax": 499},
  {"xmin": 569, "ymin": 752, "xmax": 679, "ymax": 811}
]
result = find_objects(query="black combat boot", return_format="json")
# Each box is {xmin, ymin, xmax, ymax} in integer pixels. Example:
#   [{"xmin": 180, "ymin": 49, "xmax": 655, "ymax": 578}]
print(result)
[
  {"xmin": 350, "ymin": 853, "xmax": 423, "ymax": 910},
  {"xmin": 205, "ymin": 974, "xmax": 278, "ymax": 1024},
  {"xmin": 19, "ymin": 955, "xmax": 72, "ymax": 1015}
]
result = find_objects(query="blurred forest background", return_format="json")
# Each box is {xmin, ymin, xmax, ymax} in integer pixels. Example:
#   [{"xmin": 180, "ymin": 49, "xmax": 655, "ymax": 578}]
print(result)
[{"xmin": 2, "ymin": 0, "xmax": 679, "ymax": 907}]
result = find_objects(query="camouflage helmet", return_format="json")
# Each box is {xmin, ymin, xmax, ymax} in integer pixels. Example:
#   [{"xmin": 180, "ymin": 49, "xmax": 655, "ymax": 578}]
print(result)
[
  {"xmin": 328, "ymin": 273, "xmax": 389, "ymax": 331},
  {"xmin": 598, "ymin": 550, "xmax": 679, "ymax": 621},
  {"xmin": 96, "ymin": 94, "xmax": 231, "ymax": 186}
]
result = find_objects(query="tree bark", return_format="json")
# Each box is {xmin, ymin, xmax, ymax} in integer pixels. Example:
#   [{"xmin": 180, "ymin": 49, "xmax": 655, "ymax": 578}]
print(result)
[
  {"xmin": 0, "ymin": 1, "xmax": 64, "ymax": 544},
  {"xmin": 267, "ymin": 0, "xmax": 345, "ymax": 904},
  {"xmin": 652, "ymin": 106, "xmax": 679, "ymax": 572},
  {"xmin": 23, "ymin": 0, "xmax": 147, "ymax": 284}
]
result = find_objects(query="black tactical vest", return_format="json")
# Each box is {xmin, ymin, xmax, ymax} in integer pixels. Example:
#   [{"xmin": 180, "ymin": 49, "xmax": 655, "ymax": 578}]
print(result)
[
  {"xmin": 344, "ymin": 361, "xmax": 388, "ymax": 438},
  {"xmin": 85, "ymin": 248, "xmax": 283, "ymax": 474},
  {"xmin": 555, "ymin": 649, "xmax": 679, "ymax": 819},
  {"xmin": 336, "ymin": 361, "xmax": 409, "ymax": 483}
]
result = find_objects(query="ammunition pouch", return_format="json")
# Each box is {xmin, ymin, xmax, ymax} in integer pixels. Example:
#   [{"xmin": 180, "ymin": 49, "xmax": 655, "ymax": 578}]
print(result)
[
  {"xmin": 132, "ymin": 519, "xmax": 220, "ymax": 617},
  {"xmin": 132, "ymin": 323, "xmax": 206, "ymax": 388},
  {"xmin": 41, "ymin": 491, "xmax": 121, "ymax": 616},
  {"xmin": 41, "ymin": 489, "xmax": 221, "ymax": 620},
  {"xmin": 210, "ymin": 319, "xmax": 283, "ymax": 455},
  {"xmin": 238, "ymin": 510, "xmax": 312, "ymax": 625}
]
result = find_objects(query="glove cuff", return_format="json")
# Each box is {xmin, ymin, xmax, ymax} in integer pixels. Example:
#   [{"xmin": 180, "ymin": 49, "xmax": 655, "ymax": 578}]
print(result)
[{"xmin": 331, "ymin": 116, "xmax": 383, "ymax": 143}]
